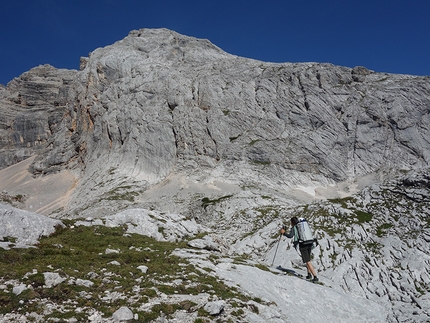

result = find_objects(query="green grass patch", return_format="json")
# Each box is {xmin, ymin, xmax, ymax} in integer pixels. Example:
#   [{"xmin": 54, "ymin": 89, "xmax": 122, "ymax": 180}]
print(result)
[
  {"xmin": 376, "ymin": 223, "xmax": 393, "ymax": 237},
  {"xmin": 250, "ymin": 160, "xmax": 271, "ymax": 166},
  {"xmin": 103, "ymin": 186, "xmax": 139, "ymax": 202},
  {"xmin": 364, "ymin": 241, "xmax": 383, "ymax": 255},
  {"xmin": 355, "ymin": 210, "xmax": 373, "ymax": 223},
  {"xmin": 201, "ymin": 195, "xmax": 233, "ymax": 209},
  {"xmin": 0, "ymin": 221, "xmax": 254, "ymax": 319},
  {"xmin": 0, "ymin": 192, "xmax": 26, "ymax": 206},
  {"xmin": 327, "ymin": 197, "xmax": 357, "ymax": 209},
  {"xmin": 254, "ymin": 263, "xmax": 270, "ymax": 272}
]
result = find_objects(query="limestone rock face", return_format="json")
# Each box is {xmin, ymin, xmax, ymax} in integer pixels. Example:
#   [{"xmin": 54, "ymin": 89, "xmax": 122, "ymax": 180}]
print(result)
[
  {"xmin": 0, "ymin": 65, "xmax": 78, "ymax": 170},
  {"xmin": 0, "ymin": 28, "xmax": 430, "ymax": 217}
]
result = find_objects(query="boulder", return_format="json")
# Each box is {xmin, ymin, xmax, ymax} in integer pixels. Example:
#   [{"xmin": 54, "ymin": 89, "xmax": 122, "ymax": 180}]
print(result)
[
  {"xmin": 0, "ymin": 203, "xmax": 63, "ymax": 246},
  {"xmin": 204, "ymin": 300, "xmax": 226, "ymax": 315},
  {"xmin": 112, "ymin": 306, "xmax": 134, "ymax": 322},
  {"xmin": 43, "ymin": 272, "xmax": 66, "ymax": 288}
]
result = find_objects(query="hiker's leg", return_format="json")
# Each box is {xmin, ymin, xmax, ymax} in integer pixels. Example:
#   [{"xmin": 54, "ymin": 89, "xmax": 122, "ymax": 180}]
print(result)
[{"xmin": 306, "ymin": 261, "xmax": 317, "ymax": 277}]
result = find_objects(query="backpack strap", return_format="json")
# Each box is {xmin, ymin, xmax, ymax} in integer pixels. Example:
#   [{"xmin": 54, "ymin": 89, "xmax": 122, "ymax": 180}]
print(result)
[{"xmin": 292, "ymin": 226, "xmax": 299, "ymax": 249}]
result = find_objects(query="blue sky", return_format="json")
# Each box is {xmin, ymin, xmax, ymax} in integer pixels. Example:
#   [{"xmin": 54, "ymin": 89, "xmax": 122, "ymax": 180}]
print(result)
[{"xmin": 1, "ymin": 0, "xmax": 429, "ymax": 85}]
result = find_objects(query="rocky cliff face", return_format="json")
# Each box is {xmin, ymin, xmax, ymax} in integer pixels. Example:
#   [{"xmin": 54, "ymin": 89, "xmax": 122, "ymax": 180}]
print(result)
[
  {"xmin": 1, "ymin": 28, "xmax": 429, "ymax": 217},
  {"xmin": 0, "ymin": 65, "xmax": 77, "ymax": 170}
]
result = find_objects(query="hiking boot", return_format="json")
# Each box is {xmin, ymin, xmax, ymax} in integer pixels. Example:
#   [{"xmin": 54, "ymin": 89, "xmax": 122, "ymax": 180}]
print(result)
[
  {"xmin": 306, "ymin": 274, "xmax": 312, "ymax": 280},
  {"xmin": 312, "ymin": 277, "xmax": 319, "ymax": 282}
]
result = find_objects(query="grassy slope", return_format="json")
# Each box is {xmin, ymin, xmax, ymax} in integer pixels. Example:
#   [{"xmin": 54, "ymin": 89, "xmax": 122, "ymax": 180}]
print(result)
[{"xmin": 0, "ymin": 222, "xmax": 258, "ymax": 322}]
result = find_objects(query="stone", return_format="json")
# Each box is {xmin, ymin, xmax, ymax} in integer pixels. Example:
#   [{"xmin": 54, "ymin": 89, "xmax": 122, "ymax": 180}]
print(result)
[
  {"xmin": 204, "ymin": 300, "xmax": 226, "ymax": 315},
  {"xmin": 105, "ymin": 248, "xmax": 120, "ymax": 254},
  {"xmin": 187, "ymin": 235, "xmax": 220, "ymax": 251},
  {"xmin": 12, "ymin": 284, "xmax": 28, "ymax": 295},
  {"xmin": 137, "ymin": 265, "xmax": 148, "ymax": 273},
  {"xmin": 88, "ymin": 311, "xmax": 104, "ymax": 322},
  {"xmin": 112, "ymin": 306, "xmax": 134, "ymax": 322},
  {"xmin": 103, "ymin": 209, "xmax": 203, "ymax": 242},
  {"xmin": 108, "ymin": 260, "xmax": 121, "ymax": 266},
  {"xmin": 0, "ymin": 204, "xmax": 63, "ymax": 246},
  {"xmin": 43, "ymin": 272, "xmax": 66, "ymax": 288},
  {"xmin": 75, "ymin": 278, "xmax": 94, "ymax": 288},
  {"xmin": 87, "ymin": 271, "xmax": 99, "ymax": 279}
]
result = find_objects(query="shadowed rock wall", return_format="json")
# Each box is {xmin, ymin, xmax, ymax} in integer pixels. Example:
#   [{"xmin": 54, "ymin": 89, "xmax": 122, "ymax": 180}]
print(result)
[{"xmin": 0, "ymin": 65, "xmax": 77, "ymax": 170}]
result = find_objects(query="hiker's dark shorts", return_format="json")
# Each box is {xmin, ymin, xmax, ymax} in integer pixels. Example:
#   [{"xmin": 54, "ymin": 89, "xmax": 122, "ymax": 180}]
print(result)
[{"xmin": 299, "ymin": 244, "xmax": 312, "ymax": 263}]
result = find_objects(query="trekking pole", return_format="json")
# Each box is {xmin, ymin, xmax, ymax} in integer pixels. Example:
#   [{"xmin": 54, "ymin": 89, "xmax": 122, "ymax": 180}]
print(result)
[{"xmin": 271, "ymin": 233, "xmax": 282, "ymax": 266}]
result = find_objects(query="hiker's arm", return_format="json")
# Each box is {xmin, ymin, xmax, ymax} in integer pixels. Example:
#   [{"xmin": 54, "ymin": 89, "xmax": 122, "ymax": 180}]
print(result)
[{"xmin": 280, "ymin": 227, "xmax": 294, "ymax": 238}]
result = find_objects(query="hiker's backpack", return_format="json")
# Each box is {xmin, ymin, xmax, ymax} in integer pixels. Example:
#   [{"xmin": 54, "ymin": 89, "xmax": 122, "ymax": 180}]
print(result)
[{"xmin": 295, "ymin": 218, "xmax": 315, "ymax": 245}]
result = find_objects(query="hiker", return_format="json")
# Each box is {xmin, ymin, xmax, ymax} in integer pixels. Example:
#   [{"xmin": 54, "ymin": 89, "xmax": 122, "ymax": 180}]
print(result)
[{"xmin": 280, "ymin": 216, "xmax": 318, "ymax": 282}]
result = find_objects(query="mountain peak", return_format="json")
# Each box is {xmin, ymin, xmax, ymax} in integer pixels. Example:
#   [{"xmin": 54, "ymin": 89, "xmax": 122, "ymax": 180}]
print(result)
[{"xmin": 79, "ymin": 28, "xmax": 230, "ymax": 74}]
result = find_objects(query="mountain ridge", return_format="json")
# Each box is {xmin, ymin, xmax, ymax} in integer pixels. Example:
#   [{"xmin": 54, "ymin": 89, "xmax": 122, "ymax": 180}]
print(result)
[{"xmin": 2, "ymin": 28, "xmax": 430, "ymax": 218}]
